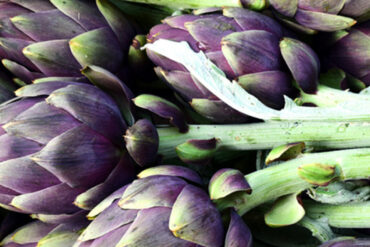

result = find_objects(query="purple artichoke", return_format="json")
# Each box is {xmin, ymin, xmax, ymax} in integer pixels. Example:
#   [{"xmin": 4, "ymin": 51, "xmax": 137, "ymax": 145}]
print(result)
[
  {"xmin": 0, "ymin": 75, "xmax": 158, "ymax": 216},
  {"xmin": 75, "ymin": 165, "xmax": 252, "ymax": 247},
  {"xmin": 1, "ymin": 211, "xmax": 89, "ymax": 247},
  {"xmin": 269, "ymin": 0, "xmax": 369, "ymax": 32},
  {"xmin": 147, "ymin": 8, "xmax": 320, "ymax": 123},
  {"xmin": 0, "ymin": 0, "xmax": 136, "ymax": 83},
  {"xmin": 324, "ymin": 21, "xmax": 370, "ymax": 89}
]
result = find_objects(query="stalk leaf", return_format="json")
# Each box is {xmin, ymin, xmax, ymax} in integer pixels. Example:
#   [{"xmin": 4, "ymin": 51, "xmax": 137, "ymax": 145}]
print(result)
[
  {"xmin": 308, "ymin": 181, "xmax": 370, "ymax": 204},
  {"xmin": 145, "ymin": 40, "xmax": 370, "ymax": 122}
]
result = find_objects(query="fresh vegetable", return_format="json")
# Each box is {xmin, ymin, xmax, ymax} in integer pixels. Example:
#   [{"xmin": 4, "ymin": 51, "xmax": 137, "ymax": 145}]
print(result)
[
  {"xmin": 0, "ymin": 71, "xmax": 158, "ymax": 216},
  {"xmin": 147, "ymin": 7, "xmax": 320, "ymax": 122},
  {"xmin": 320, "ymin": 21, "xmax": 370, "ymax": 91},
  {"xmin": 268, "ymin": 0, "xmax": 369, "ymax": 33},
  {"xmin": 75, "ymin": 165, "xmax": 252, "ymax": 247},
  {"xmin": 1, "ymin": 211, "xmax": 88, "ymax": 247},
  {"xmin": 119, "ymin": 0, "xmax": 370, "ymax": 32},
  {"xmin": 0, "ymin": 0, "xmax": 136, "ymax": 83}
]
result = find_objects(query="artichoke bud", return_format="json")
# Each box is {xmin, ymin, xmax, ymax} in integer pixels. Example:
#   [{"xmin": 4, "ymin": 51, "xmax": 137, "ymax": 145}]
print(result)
[
  {"xmin": 2, "ymin": 211, "xmax": 88, "ymax": 247},
  {"xmin": 176, "ymin": 138, "xmax": 218, "ymax": 165},
  {"xmin": 76, "ymin": 166, "xmax": 228, "ymax": 247},
  {"xmin": 298, "ymin": 163, "xmax": 340, "ymax": 186},
  {"xmin": 240, "ymin": 0, "xmax": 267, "ymax": 10},
  {"xmin": 0, "ymin": 0, "xmax": 136, "ymax": 83},
  {"xmin": 324, "ymin": 23, "xmax": 370, "ymax": 89},
  {"xmin": 264, "ymin": 193, "xmax": 305, "ymax": 227},
  {"xmin": 319, "ymin": 68, "xmax": 347, "ymax": 90},
  {"xmin": 147, "ymin": 8, "xmax": 322, "ymax": 123},
  {"xmin": 209, "ymin": 168, "xmax": 252, "ymax": 201},
  {"xmin": 124, "ymin": 119, "xmax": 159, "ymax": 167},
  {"xmin": 128, "ymin": 35, "xmax": 148, "ymax": 66},
  {"xmin": 265, "ymin": 142, "xmax": 305, "ymax": 165},
  {"xmin": 0, "ymin": 80, "xmax": 134, "ymax": 215},
  {"xmin": 133, "ymin": 94, "xmax": 188, "ymax": 132},
  {"xmin": 269, "ymin": 0, "xmax": 363, "ymax": 32},
  {"xmin": 77, "ymin": 166, "xmax": 255, "ymax": 247},
  {"xmin": 225, "ymin": 209, "xmax": 253, "ymax": 247},
  {"xmin": 280, "ymin": 37, "xmax": 319, "ymax": 94}
]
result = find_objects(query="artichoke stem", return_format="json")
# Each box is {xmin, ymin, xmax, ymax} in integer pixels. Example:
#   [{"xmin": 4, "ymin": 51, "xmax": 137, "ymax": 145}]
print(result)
[
  {"xmin": 297, "ymin": 85, "xmax": 370, "ymax": 107},
  {"xmin": 157, "ymin": 121, "xmax": 370, "ymax": 159},
  {"xmin": 214, "ymin": 148, "xmax": 370, "ymax": 215}
]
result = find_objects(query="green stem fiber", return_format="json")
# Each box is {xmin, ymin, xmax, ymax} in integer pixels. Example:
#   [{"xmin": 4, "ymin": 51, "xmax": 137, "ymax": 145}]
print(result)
[
  {"xmin": 158, "ymin": 121, "xmax": 370, "ymax": 159},
  {"xmin": 304, "ymin": 201, "xmax": 370, "ymax": 229}
]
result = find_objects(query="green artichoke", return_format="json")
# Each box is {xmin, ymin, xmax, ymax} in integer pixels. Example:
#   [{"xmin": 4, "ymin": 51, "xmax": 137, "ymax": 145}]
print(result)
[
  {"xmin": 147, "ymin": 8, "xmax": 320, "ymax": 123},
  {"xmin": 75, "ymin": 165, "xmax": 253, "ymax": 247},
  {"xmin": 0, "ymin": 0, "xmax": 136, "ymax": 83}
]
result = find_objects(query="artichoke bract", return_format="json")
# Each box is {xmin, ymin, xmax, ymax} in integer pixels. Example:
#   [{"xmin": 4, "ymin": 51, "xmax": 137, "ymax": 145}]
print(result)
[
  {"xmin": 75, "ymin": 165, "xmax": 252, "ymax": 247},
  {"xmin": 1, "ymin": 211, "xmax": 89, "ymax": 247},
  {"xmin": 0, "ymin": 0, "xmax": 135, "ymax": 83},
  {"xmin": 323, "ymin": 21, "xmax": 370, "ymax": 89},
  {"xmin": 269, "ymin": 0, "xmax": 369, "ymax": 33},
  {"xmin": 0, "ymin": 77, "xmax": 158, "ymax": 216},
  {"xmin": 147, "ymin": 8, "xmax": 320, "ymax": 123}
]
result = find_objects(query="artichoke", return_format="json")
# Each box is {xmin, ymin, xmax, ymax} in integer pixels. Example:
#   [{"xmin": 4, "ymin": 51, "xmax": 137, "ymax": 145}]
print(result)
[
  {"xmin": 0, "ymin": 0, "xmax": 135, "ymax": 83},
  {"xmin": 1, "ymin": 211, "xmax": 89, "ymax": 247},
  {"xmin": 75, "ymin": 165, "xmax": 252, "ymax": 247},
  {"xmin": 147, "ymin": 8, "xmax": 320, "ymax": 123},
  {"xmin": 0, "ymin": 71, "xmax": 158, "ymax": 216},
  {"xmin": 125, "ymin": 0, "xmax": 369, "ymax": 32},
  {"xmin": 322, "ymin": 21, "xmax": 370, "ymax": 90},
  {"xmin": 269, "ymin": 0, "xmax": 369, "ymax": 33}
]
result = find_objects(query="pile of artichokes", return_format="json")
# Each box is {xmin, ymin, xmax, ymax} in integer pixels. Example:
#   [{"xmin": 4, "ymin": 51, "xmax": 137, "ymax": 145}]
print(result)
[{"xmin": 0, "ymin": 0, "xmax": 369, "ymax": 246}]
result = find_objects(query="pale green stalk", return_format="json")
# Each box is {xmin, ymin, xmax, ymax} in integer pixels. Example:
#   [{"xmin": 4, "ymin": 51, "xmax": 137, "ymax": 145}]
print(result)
[
  {"xmin": 158, "ymin": 121, "xmax": 370, "ymax": 159},
  {"xmin": 214, "ymin": 148, "xmax": 370, "ymax": 215},
  {"xmin": 304, "ymin": 201, "xmax": 370, "ymax": 228},
  {"xmin": 298, "ymin": 85, "xmax": 370, "ymax": 107}
]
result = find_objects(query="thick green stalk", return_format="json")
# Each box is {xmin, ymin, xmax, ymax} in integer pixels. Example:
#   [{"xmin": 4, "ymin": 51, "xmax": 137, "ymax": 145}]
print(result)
[
  {"xmin": 297, "ymin": 85, "xmax": 370, "ymax": 107},
  {"xmin": 304, "ymin": 201, "xmax": 370, "ymax": 228},
  {"xmin": 158, "ymin": 121, "xmax": 370, "ymax": 159},
  {"xmin": 214, "ymin": 148, "xmax": 370, "ymax": 215}
]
